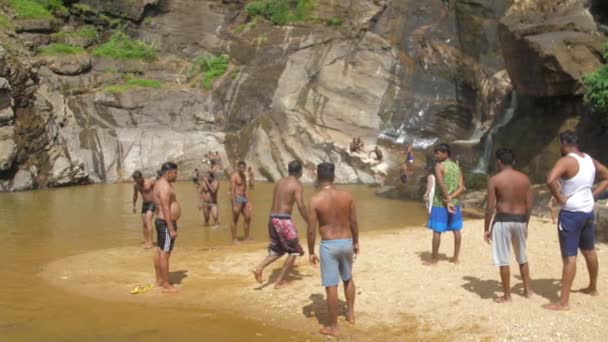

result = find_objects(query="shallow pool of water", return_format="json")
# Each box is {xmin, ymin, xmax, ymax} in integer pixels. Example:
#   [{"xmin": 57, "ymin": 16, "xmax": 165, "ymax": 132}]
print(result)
[{"xmin": 0, "ymin": 182, "xmax": 427, "ymax": 340}]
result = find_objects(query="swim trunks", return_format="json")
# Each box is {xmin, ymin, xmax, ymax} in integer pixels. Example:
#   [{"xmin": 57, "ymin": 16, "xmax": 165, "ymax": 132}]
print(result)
[
  {"xmin": 141, "ymin": 202, "xmax": 155, "ymax": 214},
  {"xmin": 428, "ymin": 205, "xmax": 463, "ymax": 232},
  {"xmin": 192, "ymin": 177, "xmax": 199, "ymax": 184},
  {"xmin": 320, "ymin": 239, "xmax": 354, "ymax": 287},
  {"xmin": 407, "ymin": 152, "xmax": 414, "ymax": 164},
  {"xmin": 267, "ymin": 214, "xmax": 304, "ymax": 257},
  {"xmin": 202, "ymin": 201, "xmax": 217, "ymax": 209},
  {"xmin": 558, "ymin": 210, "xmax": 595, "ymax": 257},
  {"xmin": 492, "ymin": 213, "xmax": 528, "ymax": 266},
  {"xmin": 155, "ymin": 218, "xmax": 177, "ymax": 252},
  {"xmin": 235, "ymin": 195, "xmax": 248, "ymax": 205}
]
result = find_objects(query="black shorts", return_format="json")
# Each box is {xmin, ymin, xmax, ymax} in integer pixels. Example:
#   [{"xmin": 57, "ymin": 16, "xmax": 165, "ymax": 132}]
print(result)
[
  {"xmin": 156, "ymin": 219, "xmax": 177, "ymax": 252},
  {"xmin": 142, "ymin": 202, "xmax": 155, "ymax": 214}
]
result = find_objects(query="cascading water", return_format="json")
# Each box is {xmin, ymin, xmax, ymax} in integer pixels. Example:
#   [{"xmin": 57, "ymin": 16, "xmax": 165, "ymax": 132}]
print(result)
[{"xmin": 473, "ymin": 92, "xmax": 518, "ymax": 173}]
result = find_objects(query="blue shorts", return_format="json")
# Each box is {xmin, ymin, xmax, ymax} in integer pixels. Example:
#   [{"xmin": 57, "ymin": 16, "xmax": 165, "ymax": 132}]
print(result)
[
  {"xmin": 558, "ymin": 210, "xmax": 595, "ymax": 257},
  {"xmin": 428, "ymin": 205, "xmax": 463, "ymax": 233},
  {"xmin": 320, "ymin": 239, "xmax": 353, "ymax": 287}
]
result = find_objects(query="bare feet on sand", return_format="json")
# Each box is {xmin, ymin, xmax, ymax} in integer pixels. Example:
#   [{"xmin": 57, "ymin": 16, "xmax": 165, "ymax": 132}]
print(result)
[
  {"xmin": 273, "ymin": 281, "xmax": 288, "ymax": 289},
  {"xmin": 523, "ymin": 289, "xmax": 534, "ymax": 298},
  {"xmin": 232, "ymin": 239, "xmax": 241, "ymax": 245},
  {"xmin": 578, "ymin": 287, "xmax": 599, "ymax": 296},
  {"xmin": 494, "ymin": 296, "xmax": 511, "ymax": 304},
  {"xmin": 542, "ymin": 303, "xmax": 569, "ymax": 311},
  {"xmin": 252, "ymin": 269, "xmax": 262, "ymax": 284},
  {"xmin": 346, "ymin": 310, "xmax": 355, "ymax": 324},
  {"xmin": 143, "ymin": 243, "xmax": 154, "ymax": 249},
  {"xmin": 423, "ymin": 260, "xmax": 438, "ymax": 266},
  {"xmin": 449, "ymin": 257, "xmax": 459, "ymax": 264},
  {"xmin": 319, "ymin": 326, "xmax": 340, "ymax": 336},
  {"xmin": 161, "ymin": 285, "xmax": 178, "ymax": 293}
]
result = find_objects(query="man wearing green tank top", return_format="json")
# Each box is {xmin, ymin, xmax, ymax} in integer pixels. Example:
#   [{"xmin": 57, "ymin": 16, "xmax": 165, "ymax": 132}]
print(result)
[{"xmin": 426, "ymin": 143, "xmax": 465, "ymax": 265}]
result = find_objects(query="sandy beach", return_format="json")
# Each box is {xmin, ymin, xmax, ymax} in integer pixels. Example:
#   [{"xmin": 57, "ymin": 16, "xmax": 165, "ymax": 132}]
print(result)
[{"xmin": 43, "ymin": 217, "xmax": 608, "ymax": 341}]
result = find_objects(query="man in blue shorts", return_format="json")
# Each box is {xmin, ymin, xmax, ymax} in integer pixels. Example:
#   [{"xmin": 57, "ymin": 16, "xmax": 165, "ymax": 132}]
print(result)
[
  {"xmin": 426, "ymin": 143, "xmax": 464, "ymax": 265},
  {"xmin": 307, "ymin": 162, "xmax": 359, "ymax": 337},
  {"xmin": 544, "ymin": 130, "xmax": 608, "ymax": 310}
]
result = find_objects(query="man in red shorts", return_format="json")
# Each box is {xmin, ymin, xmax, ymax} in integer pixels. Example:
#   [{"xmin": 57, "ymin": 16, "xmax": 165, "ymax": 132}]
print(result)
[{"xmin": 253, "ymin": 160, "xmax": 309, "ymax": 289}]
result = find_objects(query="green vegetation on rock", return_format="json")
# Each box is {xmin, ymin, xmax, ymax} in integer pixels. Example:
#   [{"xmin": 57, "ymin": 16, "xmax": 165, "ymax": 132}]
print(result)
[
  {"xmin": 583, "ymin": 42, "xmax": 608, "ymax": 127},
  {"xmin": 52, "ymin": 26, "xmax": 98, "ymax": 39},
  {"xmin": 187, "ymin": 54, "xmax": 229, "ymax": 90},
  {"xmin": 245, "ymin": 0, "xmax": 315, "ymax": 25},
  {"xmin": 9, "ymin": 0, "xmax": 53, "ymax": 19},
  {"xmin": 325, "ymin": 17, "xmax": 344, "ymax": 26},
  {"xmin": 38, "ymin": 43, "xmax": 84, "ymax": 55},
  {"xmin": 464, "ymin": 172, "xmax": 489, "ymax": 191},
  {"xmin": 0, "ymin": 13, "xmax": 13, "ymax": 29},
  {"xmin": 103, "ymin": 78, "xmax": 162, "ymax": 93},
  {"xmin": 72, "ymin": 3, "xmax": 94, "ymax": 13},
  {"xmin": 92, "ymin": 32, "xmax": 156, "ymax": 61}
]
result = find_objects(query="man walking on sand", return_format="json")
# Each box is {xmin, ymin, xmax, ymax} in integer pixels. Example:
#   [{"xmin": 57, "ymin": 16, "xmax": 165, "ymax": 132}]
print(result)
[
  {"xmin": 484, "ymin": 148, "xmax": 533, "ymax": 303},
  {"xmin": 152, "ymin": 162, "xmax": 181, "ymax": 293},
  {"xmin": 307, "ymin": 162, "xmax": 359, "ymax": 337},
  {"xmin": 253, "ymin": 160, "xmax": 309, "ymax": 289},
  {"xmin": 230, "ymin": 161, "xmax": 252, "ymax": 243},
  {"xmin": 543, "ymin": 130, "xmax": 608, "ymax": 310},
  {"xmin": 132, "ymin": 170, "xmax": 156, "ymax": 249},
  {"xmin": 426, "ymin": 143, "xmax": 464, "ymax": 265}
]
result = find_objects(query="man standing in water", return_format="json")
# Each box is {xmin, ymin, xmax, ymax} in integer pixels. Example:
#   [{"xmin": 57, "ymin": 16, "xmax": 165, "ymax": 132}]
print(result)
[
  {"xmin": 307, "ymin": 162, "xmax": 359, "ymax": 337},
  {"xmin": 200, "ymin": 171, "xmax": 220, "ymax": 227},
  {"xmin": 426, "ymin": 143, "xmax": 464, "ymax": 265},
  {"xmin": 230, "ymin": 161, "xmax": 252, "ymax": 243},
  {"xmin": 132, "ymin": 170, "xmax": 156, "ymax": 249},
  {"xmin": 543, "ymin": 130, "xmax": 608, "ymax": 310},
  {"xmin": 153, "ymin": 162, "xmax": 181, "ymax": 293},
  {"xmin": 253, "ymin": 160, "xmax": 309, "ymax": 288},
  {"xmin": 484, "ymin": 148, "xmax": 533, "ymax": 303}
]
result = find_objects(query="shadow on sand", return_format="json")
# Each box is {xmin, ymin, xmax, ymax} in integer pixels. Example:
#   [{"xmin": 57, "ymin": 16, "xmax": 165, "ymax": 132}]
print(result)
[
  {"xmin": 254, "ymin": 264, "xmax": 310, "ymax": 290},
  {"xmin": 169, "ymin": 270, "xmax": 188, "ymax": 285},
  {"xmin": 462, "ymin": 275, "xmax": 561, "ymax": 301},
  {"xmin": 416, "ymin": 251, "xmax": 450, "ymax": 263},
  {"xmin": 302, "ymin": 293, "xmax": 347, "ymax": 326}
]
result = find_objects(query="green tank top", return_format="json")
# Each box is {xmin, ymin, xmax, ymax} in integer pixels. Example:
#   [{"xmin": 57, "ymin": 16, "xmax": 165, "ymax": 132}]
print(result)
[{"xmin": 433, "ymin": 159, "xmax": 461, "ymax": 207}]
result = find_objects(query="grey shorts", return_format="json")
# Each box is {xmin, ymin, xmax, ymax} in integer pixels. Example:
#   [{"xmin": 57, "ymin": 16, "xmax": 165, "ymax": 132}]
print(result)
[
  {"xmin": 320, "ymin": 239, "xmax": 353, "ymax": 287},
  {"xmin": 492, "ymin": 214, "xmax": 528, "ymax": 266}
]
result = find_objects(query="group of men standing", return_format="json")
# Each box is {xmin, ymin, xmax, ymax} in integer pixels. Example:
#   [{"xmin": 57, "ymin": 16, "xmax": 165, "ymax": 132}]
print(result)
[{"xmin": 426, "ymin": 130, "xmax": 608, "ymax": 311}]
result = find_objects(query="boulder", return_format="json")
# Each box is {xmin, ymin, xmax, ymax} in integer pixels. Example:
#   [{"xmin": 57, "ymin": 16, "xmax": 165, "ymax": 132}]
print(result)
[
  {"xmin": 0, "ymin": 126, "xmax": 16, "ymax": 171},
  {"xmin": 14, "ymin": 19, "xmax": 56, "ymax": 33},
  {"xmin": 10, "ymin": 169, "xmax": 35, "ymax": 191},
  {"xmin": 499, "ymin": 0, "xmax": 605, "ymax": 96},
  {"xmin": 47, "ymin": 155, "xmax": 89, "ymax": 187},
  {"xmin": 49, "ymin": 54, "xmax": 92, "ymax": 76},
  {"xmin": 78, "ymin": 0, "xmax": 160, "ymax": 21}
]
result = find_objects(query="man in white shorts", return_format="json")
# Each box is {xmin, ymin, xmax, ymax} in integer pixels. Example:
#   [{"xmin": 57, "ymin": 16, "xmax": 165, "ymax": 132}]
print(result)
[{"xmin": 484, "ymin": 148, "xmax": 533, "ymax": 303}]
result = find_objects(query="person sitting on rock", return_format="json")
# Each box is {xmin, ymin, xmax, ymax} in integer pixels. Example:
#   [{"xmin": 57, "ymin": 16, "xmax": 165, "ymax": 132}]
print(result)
[
  {"xmin": 368, "ymin": 146, "xmax": 383, "ymax": 162},
  {"xmin": 356, "ymin": 137, "xmax": 365, "ymax": 152},
  {"xmin": 349, "ymin": 138, "xmax": 359, "ymax": 153}
]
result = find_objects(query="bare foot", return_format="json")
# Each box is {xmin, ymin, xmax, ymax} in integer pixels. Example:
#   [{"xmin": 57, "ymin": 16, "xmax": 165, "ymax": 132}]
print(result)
[
  {"xmin": 542, "ymin": 302, "xmax": 570, "ymax": 311},
  {"xmin": 494, "ymin": 296, "xmax": 511, "ymax": 304},
  {"xmin": 578, "ymin": 287, "xmax": 599, "ymax": 296},
  {"xmin": 273, "ymin": 281, "xmax": 288, "ymax": 289},
  {"xmin": 319, "ymin": 326, "xmax": 340, "ymax": 336},
  {"xmin": 161, "ymin": 285, "xmax": 178, "ymax": 293},
  {"xmin": 523, "ymin": 289, "xmax": 534, "ymax": 298},
  {"xmin": 346, "ymin": 310, "xmax": 355, "ymax": 324},
  {"xmin": 143, "ymin": 243, "xmax": 154, "ymax": 249},
  {"xmin": 423, "ymin": 260, "xmax": 438, "ymax": 266},
  {"xmin": 232, "ymin": 239, "xmax": 241, "ymax": 245},
  {"xmin": 449, "ymin": 257, "xmax": 460, "ymax": 264},
  {"xmin": 252, "ymin": 269, "xmax": 262, "ymax": 284}
]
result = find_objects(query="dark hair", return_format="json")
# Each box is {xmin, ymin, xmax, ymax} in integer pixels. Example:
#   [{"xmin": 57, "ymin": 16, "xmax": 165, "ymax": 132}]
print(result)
[
  {"xmin": 559, "ymin": 130, "xmax": 578, "ymax": 147},
  {"xmin": 288, "ymin": 160, "xmax": 302, "ymax": 175},
  {"xmin": 132, "ymin": 170, "xmax": 143, "ymax": 179},
  {"xmin": 194, "ymin": 168, "xmax": 198, "ymax": 171},
  {"xmin": 317, "ymin": 162, "xmax": 335, "ymax": 182},
  {"xmin": 159, "ymin": 162, "xmax": 178, "ymax": 176},
  {"xmin": 238, "ymin": 161, "xmax": 246, "ymax": 167},
  {"xmin": 433, "ymin": 143, "xmax": 451, "ymax": 156},
  {"xmin": 495, "ymin": 148, "xmax": 515, "ymax": 166},
  {"xmin": 207, "ymin": 172, "xmax": 214, "ymax": 179}
]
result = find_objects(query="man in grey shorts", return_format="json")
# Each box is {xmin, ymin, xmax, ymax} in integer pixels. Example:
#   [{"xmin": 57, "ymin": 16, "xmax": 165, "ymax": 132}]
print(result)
[
  {"xmin": 307, "ymin": 162, "xmax": 359, "ymax": 336},
  {"xmin": 484, "ymin": 148, "xmax": 533, "ymax": 303}
]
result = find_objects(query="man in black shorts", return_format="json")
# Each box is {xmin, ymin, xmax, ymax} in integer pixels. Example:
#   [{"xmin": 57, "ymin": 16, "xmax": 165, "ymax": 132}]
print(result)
[{"xmin": 132, "ymin": 170, "xmax": 156, "ymax": 249}]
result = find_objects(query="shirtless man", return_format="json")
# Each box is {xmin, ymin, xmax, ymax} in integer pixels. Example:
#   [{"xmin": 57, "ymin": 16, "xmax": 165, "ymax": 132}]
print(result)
[
  {"xmin": 307, "ymin": 162, "xmax": 359, "ymax": 337},
  {"xmin": 253, "ymin": 160, "xmax": 309, "ymax": 288},
  {"xmin": 152, "ymin": 162, "xmax": 181, "ymax": 293},
  {"xmin": 200, "ymin": 171, "xmax": 220, "ymax": 227},
  {"xmin": 230, "ymin": 161, "xmax": 252, "ymax": 243},
  {"xmin": 543, "ymin": 130, "xmax": 608, "ymax": 311},
  {"xmin": 484, "ymin": 148, "xmax": 533, "ymax": 303},
  {"xmin": 132, "ymin": 170, "xmax": 156, "ymax": 249},
  {"xmin": 368, "ymin": 146, "xmax": 383, "ymax": 162}
]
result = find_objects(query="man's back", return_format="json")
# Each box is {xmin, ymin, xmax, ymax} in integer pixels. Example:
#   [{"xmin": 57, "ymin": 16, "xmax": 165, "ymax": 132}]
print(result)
[
  {"xmin": 311, "ymin": 188, "xmax": 354, "ymax": 240},
  {"xmin": 492, "ymin": 169, "xmax": 530, "ymax": 215},
  {"xmin": 271, "ymin": 177, "xmax": 300, "ymax": 215}
]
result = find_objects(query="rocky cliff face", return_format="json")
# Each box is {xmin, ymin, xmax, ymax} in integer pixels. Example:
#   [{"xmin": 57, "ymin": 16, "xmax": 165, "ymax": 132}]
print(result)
[{"xmin": 0, "ymin": 0, "xmax": 605, "ymax": 191}]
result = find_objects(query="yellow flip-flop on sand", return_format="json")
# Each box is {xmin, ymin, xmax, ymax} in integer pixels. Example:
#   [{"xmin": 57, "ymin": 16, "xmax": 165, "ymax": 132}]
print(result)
[{"xmin": 130, "ymin": 284, "xmax": 154, "ymax": 294}]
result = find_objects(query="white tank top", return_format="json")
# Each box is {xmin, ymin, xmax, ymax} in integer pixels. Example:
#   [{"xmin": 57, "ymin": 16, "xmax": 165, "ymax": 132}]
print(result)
[{"xmin": 561, "ymin": 153, "xmax": 596, "ymax": 213}]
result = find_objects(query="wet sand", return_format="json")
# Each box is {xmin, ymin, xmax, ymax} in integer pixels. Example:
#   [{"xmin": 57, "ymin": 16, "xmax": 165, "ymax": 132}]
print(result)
[{"xmin": 42, "ymin": 217, "xmax": 608, "ymax": 341}]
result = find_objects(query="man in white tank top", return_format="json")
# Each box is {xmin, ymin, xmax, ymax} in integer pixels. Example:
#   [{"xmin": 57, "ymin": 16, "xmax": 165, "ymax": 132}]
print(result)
[{"xmin": 543, "ymin": 130, "xmax": 608, "ymax": 311}]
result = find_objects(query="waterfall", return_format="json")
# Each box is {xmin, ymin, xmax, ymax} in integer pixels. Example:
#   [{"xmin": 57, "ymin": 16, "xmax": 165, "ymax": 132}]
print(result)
[{"xmin": 473, "ymin": 92, "xmax": 518, "ymax": 173}]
